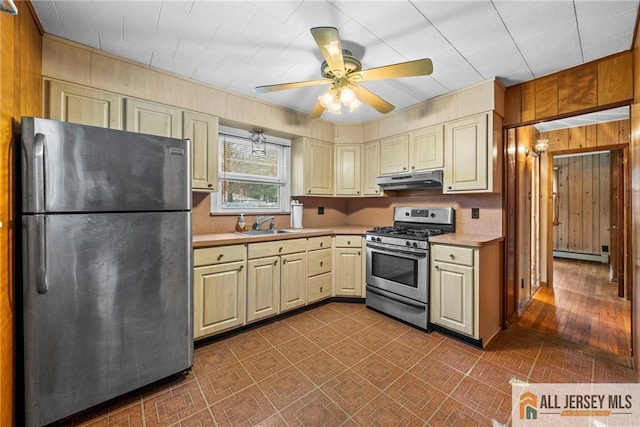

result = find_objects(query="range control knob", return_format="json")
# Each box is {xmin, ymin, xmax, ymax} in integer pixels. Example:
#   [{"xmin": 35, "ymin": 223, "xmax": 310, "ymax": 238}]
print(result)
[
  {"xmin": 405, "ymin": 241, "xmax": 411, "ymax": 247},
  {"xmin": 430, "ymin": 213, "xmax": 436, "ymax": 218},
  {"xmin": 376, "ymin": 237, "xmax": 382, "ymax": 243},
  {"xmin": 412, "ymin": 242, "xmax": 418, "ymax": 248}
]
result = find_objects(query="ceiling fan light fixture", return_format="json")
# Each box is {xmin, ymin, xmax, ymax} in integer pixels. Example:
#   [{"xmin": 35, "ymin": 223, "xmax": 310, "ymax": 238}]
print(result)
[
  {"xmin": 339, "ymin": 87, "xmax": 356, "ymax": 105},
  {"xmin": 327, "ymin": 100, "xmax": 342, "ymax": 114},
  {"xmin": 347, "ymin": 98, "xmax": 362, "ymax": 112},
  {"xmin": 318, "ymin": 91, "xmax": 335, "ymax": 108}
]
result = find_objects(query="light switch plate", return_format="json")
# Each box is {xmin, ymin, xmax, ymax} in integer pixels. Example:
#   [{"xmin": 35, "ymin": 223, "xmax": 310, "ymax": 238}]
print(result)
[{"xmin": 471, "ymin": 208, "xmax": 479, "ymax": 219}]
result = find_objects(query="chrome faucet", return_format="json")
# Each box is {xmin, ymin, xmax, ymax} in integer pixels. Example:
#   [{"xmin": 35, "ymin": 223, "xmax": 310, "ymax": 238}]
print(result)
[{"xmin": 253, "ymin": 216, "xmax": 275, "ymax": 230}]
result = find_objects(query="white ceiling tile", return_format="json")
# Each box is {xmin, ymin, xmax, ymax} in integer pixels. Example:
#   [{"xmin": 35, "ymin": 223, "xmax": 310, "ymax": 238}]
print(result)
[
  {"xmin": 99, "ymin": 39, "xmax": 153, "ymax": 66},
  {"xmin": 464, "ymin": 36, "xmax": 530, "ymax": 81},
  {"xmin": 157, "ymin": 2, "xmax": 217, "ymax": 47},
  {"xmin": 242, "ymin": 9, "xmax": 301, "ymax": 47},
  {"xmin": 497, "ymin": 1, "xmax": 576, "ymax": 43},
  {"xmin": 151, "ymin": 51, "xmax": 198, "ymax": 78},
  {"xmin": 189, "ymin": 0, "xmax": 258, "ymax": 34},
  {"xmin": 208, "ymin": 32, "xmax": 261, "ymax": 63},
  {"xmin": 283, "ymin": 1, "xmax": 352, "ymax": 34},
  {"xmin": 192, "ymin": 65, "xmax": 233, "ymax": 88},
  {"xmin": 173, "ymin": 39, "xmax": 223, "ymax": 70},
  {"xmin": 123, "ymin": 15, "xmax": 180, "ymax": 57},
  {"xmin": 250, "ymin": 0, "xmax": 303, "ymax": 22}
]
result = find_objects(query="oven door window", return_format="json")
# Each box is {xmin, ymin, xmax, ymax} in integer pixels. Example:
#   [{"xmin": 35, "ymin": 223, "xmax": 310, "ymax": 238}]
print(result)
[{"xmin": 370, "ymin": 251, "xmax": 419, "ymax": 288}]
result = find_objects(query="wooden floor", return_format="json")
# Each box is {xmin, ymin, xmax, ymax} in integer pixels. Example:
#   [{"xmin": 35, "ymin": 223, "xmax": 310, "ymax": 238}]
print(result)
[{"xmin": 517, "ymin": 258, "xmax": 631, "ymax": 357}]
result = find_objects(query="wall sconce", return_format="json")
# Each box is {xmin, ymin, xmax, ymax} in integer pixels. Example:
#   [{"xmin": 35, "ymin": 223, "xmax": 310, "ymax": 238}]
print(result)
[
  {"xmin": 250, "ymin": 127, "xmax": 267, "ymax": 156},
  {"xmin": 526, "ymin": 139, "xmax": 549, "ymax": 157}
]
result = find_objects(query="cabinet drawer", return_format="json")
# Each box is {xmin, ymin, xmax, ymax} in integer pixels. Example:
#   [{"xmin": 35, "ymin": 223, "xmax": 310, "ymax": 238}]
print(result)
[
  {"xmin": 431, "ymin": 244, "xmax": 474, "ymax": 267},
  {"xmin": 248, "ymin": 238, "xmax": 307, "ymax": 259},
  {"xmin": 308, "ymin": 248, "xmax": 332, "ymax": 277},
  {"xmin": 308, "ymin": 273, "xmax": 332, "ymax": 303},
  {"xmin": 308, "ymin": 236, "xmax": 332, "ymax": 251},
  {"xmin": 194, "ymin": 245, "xmax": 246, "ymax": 267},
  {"xmin": 335, "ymin": 235, "xmax": 361, "ymax": 248}
]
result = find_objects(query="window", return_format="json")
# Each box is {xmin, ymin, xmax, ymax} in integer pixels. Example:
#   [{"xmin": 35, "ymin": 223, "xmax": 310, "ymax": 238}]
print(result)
[{"xmin": 211, "ymin": 126, "xmax": 291, "ymax": 214}]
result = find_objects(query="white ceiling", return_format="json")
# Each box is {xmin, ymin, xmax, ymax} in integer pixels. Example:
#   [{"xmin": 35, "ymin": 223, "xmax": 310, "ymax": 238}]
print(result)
[{"xmin": 31, "ymin": 0, "xmax": 640, "ymax": 124}]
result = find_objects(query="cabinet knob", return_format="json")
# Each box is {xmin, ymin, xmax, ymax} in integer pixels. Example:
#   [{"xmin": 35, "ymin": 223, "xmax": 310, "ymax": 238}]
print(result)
[
  {"xmin": 357, "ymin": 251, "xmax": 360, "ymax": 255},
  {"xmin": 238, "ymin": 265, "xmax": 243, "ymax": 271},
  {"xmin": 447, "ymin": 186, "xmax": 452, "ymax": 190},
  {"xmin": 217, "ymin": 254, "xmax": 223, "ymax": 261},
  {"xmin": 320, "ymin": 242, "xmax": 323, "ymax": 247},
  {"xmin": 375, "ymin": 190, "xmax": 379, "ymax": 193},
  {"xmin": 347, "ymin": 241, "xmax": 351, "ymax": 245},
  {"xmin": 402, "ymin": 167, "xmax": 407, "ymax": 170},
  {"xmin": 435, "ymin": 265, "xmax": 440, "ymax": 271},
  {"xmin": 207, "ymin": 183, "xmax": 213, "ymax": 188},
  {"xmin": 411, "ymin": 166, "xmax": 415, "ymax": 170},
  {"xmin": 357, "ymin": 191, "xmax": 360, "ymax": 194},
  {"xmin": 320, "ymin": 286, "xmax": 323, "ymax": 292},
  {"xmin": 274, "ymin": 260, "xmax": 278, "ymax": 265},
  {"xmin": 320, "ymin": 261, "xmax": 323, "ymax": 266},
  {"xmin": 279, "ymin": 247, "xmax": 283, "ymax": 253},
  {"xmin": 283, "ymin": 259, "xmax": 287, "ymax": 264},
  {"xmin": 449, "ymin": 254, "xmax": 455, "ymax": 260},
  {"xmin": 307, "ymin": 189, "xmax": 311, "ymax": 193}
]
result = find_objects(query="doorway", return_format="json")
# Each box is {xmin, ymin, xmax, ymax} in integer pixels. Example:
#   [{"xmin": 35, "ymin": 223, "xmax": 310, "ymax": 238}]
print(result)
[{"xmin": 506, "ymin": 106, "xmax": 632, "ymax": 357}]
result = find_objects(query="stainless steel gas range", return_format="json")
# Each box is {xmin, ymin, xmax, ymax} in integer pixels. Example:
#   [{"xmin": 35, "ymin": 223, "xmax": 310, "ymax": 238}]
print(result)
[{"xmin": 365, "ymin": 206, "xmax": 455, "ymax": 330}]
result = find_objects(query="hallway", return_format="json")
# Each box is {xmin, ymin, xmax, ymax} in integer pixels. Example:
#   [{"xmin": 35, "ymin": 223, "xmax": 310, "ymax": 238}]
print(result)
[{"xmin": 517, "ymin": 258, "xmax": 631, "ymax": 357}]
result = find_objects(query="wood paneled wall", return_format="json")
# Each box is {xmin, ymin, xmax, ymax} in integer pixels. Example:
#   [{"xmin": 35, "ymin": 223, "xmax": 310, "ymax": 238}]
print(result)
[
  {"xmin": 540, "ymin": 120, "xmax": 630, "ymax": 152},
  {"xmin": 0, "ymin": 2, "xmax": 42, "ymax": 425},
  {"xmin": 553, "ymin": 152, "xmax": 611, "ymax": 255},
  {"xmin": 505, "ymin": 52, "xmax": 633, "ymax": 127},
  {"xmin": 631, "ymin": 13, "xmax": 640, "ymax": 382}
]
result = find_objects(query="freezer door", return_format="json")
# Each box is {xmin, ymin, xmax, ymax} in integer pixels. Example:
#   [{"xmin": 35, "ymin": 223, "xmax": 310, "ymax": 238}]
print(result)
[
  {"xmin": 22, "ymin": 211, "xmax": 193, "ymax": 427},
  {"xmin": 21, "ymin": 117, "xmax": 191, "ymax": 213}
]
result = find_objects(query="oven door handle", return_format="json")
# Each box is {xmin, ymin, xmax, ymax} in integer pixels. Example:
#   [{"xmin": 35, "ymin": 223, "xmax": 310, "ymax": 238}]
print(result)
[
  {"xmin": 366, "ymin": 287, "xmax": 426, "ymax": 310},
  {"xmin": 366, "ymin": 242, "xmax": 427, "ymax": 258}
]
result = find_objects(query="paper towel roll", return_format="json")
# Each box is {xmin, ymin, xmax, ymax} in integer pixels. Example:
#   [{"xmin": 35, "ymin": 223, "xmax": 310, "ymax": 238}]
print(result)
[{"xmin": 290, "ymin": 201, "xmax": 303, "ymax": 228}]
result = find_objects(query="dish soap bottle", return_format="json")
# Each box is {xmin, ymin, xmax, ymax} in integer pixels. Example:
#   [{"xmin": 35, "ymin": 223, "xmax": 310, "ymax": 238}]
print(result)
[{"xmin": 235, "ymin": 214, "xmax": 246, "ymax": 232}]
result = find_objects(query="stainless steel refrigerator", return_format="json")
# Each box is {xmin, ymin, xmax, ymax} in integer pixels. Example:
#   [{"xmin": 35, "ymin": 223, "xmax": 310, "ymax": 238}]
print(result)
[{"xmin": 19, "ymin": 117, "xmax": 194, "ymax": 426}]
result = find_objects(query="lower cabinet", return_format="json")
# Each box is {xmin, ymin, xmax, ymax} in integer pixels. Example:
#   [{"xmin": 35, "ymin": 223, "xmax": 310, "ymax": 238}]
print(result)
[
  {"xmin": 193, "ymin": 245, "xmax": 246, "ymax": 339},
  {"xmin": 430, "ymin": 241, "xmax": 501, "ymax": 346},
  {"xmin": 280, "ymin": 251, "xmax": 308, "ymax": 312},
  {"xmin": 334, "ymin": 236, "xmax": 363, "ymax": 297},
  {"xmin": 247, "ymin": 256, "xmax": 280, "ymax": 322}
]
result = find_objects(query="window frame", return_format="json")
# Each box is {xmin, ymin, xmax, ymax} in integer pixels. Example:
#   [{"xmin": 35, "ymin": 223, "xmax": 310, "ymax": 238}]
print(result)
[{"xmin": 210, "ymin": 126, "xmax": 291, "ymax": 214}]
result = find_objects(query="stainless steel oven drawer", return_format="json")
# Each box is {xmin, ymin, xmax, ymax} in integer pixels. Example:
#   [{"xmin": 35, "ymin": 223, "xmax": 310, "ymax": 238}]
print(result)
[{"xmin": 365, "ymin": 286, "xmax": 428, "ymax": 330}]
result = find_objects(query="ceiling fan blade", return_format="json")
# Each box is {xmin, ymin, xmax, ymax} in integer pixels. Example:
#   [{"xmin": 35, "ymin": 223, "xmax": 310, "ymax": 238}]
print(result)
[
  {"xmin": 308, "ymin": 101, "xmax": 326, "ymax": 119},
  {"xmin": 352, "ymin": 58, "xmax": 433, "ymax": 82},
  {"xmin": 310, "ymin": 26, "xmax": 345, "ymax": 77},
  {"xmin": 255, "ymin": 79, "xmax": 331, "ymax": 94},
  {"xmin": 351, "ymin": 83, "xmax": 395, "ymax": 114}
]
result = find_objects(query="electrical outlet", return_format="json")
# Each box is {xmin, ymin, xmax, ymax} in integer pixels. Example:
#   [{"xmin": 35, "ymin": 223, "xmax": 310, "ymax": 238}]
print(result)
[
  {"xmin": 318, "ymin": 206, "xmax": 324, "ymax": 215},
  {"xmin": 471, "ymin": 208, "xmax": 480, "ymax": 219}
]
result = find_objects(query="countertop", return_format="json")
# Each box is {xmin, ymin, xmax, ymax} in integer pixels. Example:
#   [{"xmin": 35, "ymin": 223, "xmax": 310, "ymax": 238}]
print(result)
[
  {"xmin": 193, "ymin": 225, "xmax": 370, "ymax": 248},
  {"xmin": 428, "ymin": 233, "xmax": 504, "ymax": 248}
]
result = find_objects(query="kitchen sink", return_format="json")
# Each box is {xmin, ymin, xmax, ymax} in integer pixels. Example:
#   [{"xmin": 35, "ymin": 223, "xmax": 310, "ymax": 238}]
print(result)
[{"xmin": 235, "ymin": 229, "xmax": 296, "ymax": 236}]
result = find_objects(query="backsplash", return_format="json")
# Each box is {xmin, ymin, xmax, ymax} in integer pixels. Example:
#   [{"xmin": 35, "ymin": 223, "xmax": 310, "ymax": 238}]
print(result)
[{"xmin": 192, "ymin": 192, "xmax": 502, "ymax": 236}]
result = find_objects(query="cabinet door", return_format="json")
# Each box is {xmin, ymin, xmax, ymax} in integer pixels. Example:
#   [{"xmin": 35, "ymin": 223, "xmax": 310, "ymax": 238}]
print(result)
[
  {"xmin": 334, "ymin": 247, "xmax": 362, "ymax": 297},
  {"xmin": 380, "ymin": 134, "xmax": 409, "ymax": 174},
  {"xmin": 125, "ymin": 98, "xmax": 182, "ymax": 138},
  {"xmin": 280, "ymin": 252, "xmax": 307, "ymax": 312},
  {"xmin": 409, "ymin": 125, "xmax": 444, "ymax": 171},
  {"xmin": 183, "ymin": 111, "xmax": 218, "ymax": 191},
  {"xmin": 193, "ymin": 261, "xmax": 246, "ymax": 339},
  {"xmin": 431, "ymin": 260, "xmax": 474, "ymax": 336},
  {"xmin": 335, "ymin": 144, "xmax": 361, "ymax": 195},
  {"xmin": 247, "ymin": 256, "xmax": 280, "ymax": 322},
  {"xmin": 305, "ymin": 139, "xmax": 334, "ymax": 195},
  {"xmin": 48, "ymin": 81, "xmax": 123, "ymax": 129},
  {"xmin": 443, "ymin": 114, "xmax": 488, "ymax": 192},
  {"xmin": 362, "ymin": 140, "xmax": 382, "ymax": 196}
]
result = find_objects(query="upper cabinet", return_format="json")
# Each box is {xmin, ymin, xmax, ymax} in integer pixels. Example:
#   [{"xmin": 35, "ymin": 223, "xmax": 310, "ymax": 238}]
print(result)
[
  {"xmin": 125, "ymin": 98, "xmax": 182, "ymax": 138},
  {"xmin": 380, "ymin": 134, "xmax": 409, "ymax": 174},
  {"xmin": 362, "ymin": 140, "xmax": 382, "ymax": 196},
  {"xmin": 48, "ymin": 81, "xmax": 123, "ymax": 129},
  {"xmin": 291, "ymin": 137, "xmax": 334, "ymax": 196},
  {"xmin": 183, "ymin": 111, "xmax": 218, "ymax": 192},
  {"xmin": 443, "ymin": 112, "xmax": 499, "ymax": 194},
  {"xmin": 409, "ymin": 125, "xmax": 444, "ymax": 171},
  {"xmin": 379, "ymin": 125, "xmax": 444, "ymax": 175},
  {"xmin": 335, "ymin": 144, "xmax": 361, "ymax": 196}
]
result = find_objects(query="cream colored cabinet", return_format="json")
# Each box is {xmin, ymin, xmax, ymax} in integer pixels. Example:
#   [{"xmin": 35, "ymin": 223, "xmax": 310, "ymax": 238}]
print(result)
[
  {"xmin": 335, "ymin": 144, "xmax": 361, "ymax": 196},
  {"xmin": 409, "ymin": 125, "xmax": 444, "ymax": 171},
  {"xmin": 125, "ymin": 98, "xmax": 182, "ymax": 138},
  {"xmin": 48, "ymin": 80, "xmax": 123, "ymax": 129},
  {"xmin": 443, "ymin": 113, "xmax": 490, "ymax": 193},
  {"xmin": 307, "ymin": 236, "xmax": 332, "ymax": 303},
  {"xmin": 248, "ymin": 238, "xmax": 308, "ymax": 319},
  {"xmin": 430, "ymin": 241, "xmax": 501, "ymax": 347},
  {"xmin": 280, "ymin": 251, "xmax": 308, "ymax": 312},
  {"xmin": 380, "ymin": 134, "xmax": 409, "ymax": 174},
  {"xmin": 333, "ymin": 236, "xmax": 363, "ymax": 297},
  {"xmin": 184, "ymin": 111, "xmax": 218, "ymax": 192},
  {"xmin": 193, "ymin": 245, "xmax": 247, "ymax": 339},
  {"xmin": 362, "ymin": 140, "xmax": 382, "ymax": 196},
  {"xmin": 291, "ymin": 137, "xmax": 334, "ymax": 196},
  {"xmin": 246, "ymin": 256, "xmax": 280, "ymax": 322}
]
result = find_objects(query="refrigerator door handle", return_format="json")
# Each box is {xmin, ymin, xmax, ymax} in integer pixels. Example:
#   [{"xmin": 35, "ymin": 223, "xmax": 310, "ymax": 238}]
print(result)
[
  {"xmin": 32, "ymin": 133, "xmax": 46, "ymax": 213},
  {"xmin": 34, "ymin": 215, "xmax": 47, "ymax": 294}
]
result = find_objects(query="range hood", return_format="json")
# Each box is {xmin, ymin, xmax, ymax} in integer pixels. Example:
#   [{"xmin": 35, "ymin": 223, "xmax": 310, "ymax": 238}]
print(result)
[{"xmin": 376, "ymin": 169, "xmax": 443, "ymax": 191}]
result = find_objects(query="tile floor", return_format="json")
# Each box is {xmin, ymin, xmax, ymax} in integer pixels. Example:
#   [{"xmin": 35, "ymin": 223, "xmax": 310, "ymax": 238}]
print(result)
[{"xmin": 57, "ymin": 302, "xmax": 636, "ymax": 427}]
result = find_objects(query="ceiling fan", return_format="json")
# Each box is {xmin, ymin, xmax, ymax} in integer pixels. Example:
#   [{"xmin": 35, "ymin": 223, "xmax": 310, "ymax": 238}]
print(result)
[{"xmin": 255, "ymin": 26, "xmax": 433, "ymax": 119}]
